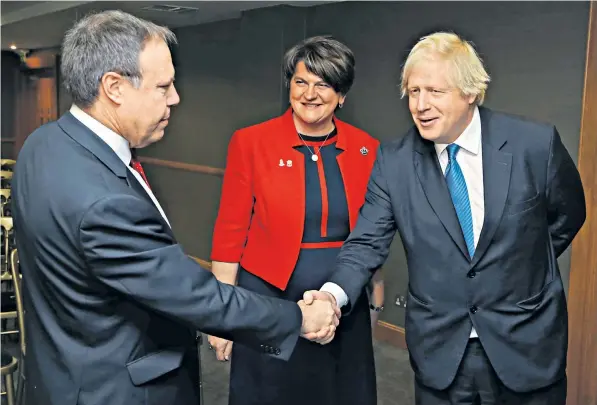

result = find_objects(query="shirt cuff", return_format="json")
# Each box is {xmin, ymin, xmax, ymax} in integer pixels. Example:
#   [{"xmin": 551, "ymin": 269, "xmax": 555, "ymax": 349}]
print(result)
[{"xmin": 320, "ymin": 282, "xmax": 349, "ymax": 308}]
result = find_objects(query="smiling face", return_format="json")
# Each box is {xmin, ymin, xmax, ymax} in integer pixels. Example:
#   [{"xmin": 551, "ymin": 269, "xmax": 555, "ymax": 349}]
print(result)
[
  {"xmin": 406, "ymin": 56, "xmax": 476, "ymax": 144},
  {"xmin": 289, "ymin": 61, "xmax": 346, "ymax": 135}
]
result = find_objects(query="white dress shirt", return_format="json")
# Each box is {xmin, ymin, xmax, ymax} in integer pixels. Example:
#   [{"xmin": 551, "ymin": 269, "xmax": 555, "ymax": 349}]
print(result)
[
  {"xmin": 69, "ymin": 105, "xmax": 171, "ymax": 227},
  {"xmin": 322, "ymin": 107, "xmax": 484, "ymax": 338}
]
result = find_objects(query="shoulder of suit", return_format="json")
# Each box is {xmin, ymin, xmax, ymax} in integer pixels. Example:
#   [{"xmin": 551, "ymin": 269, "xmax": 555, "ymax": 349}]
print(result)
[
  {"xmin": 231, "ymin": 114, "xmax": 381, "ymax": 149},
  {"xmin": 483, "ymin": 107, "xmax": 555, "ymax": 141},
  {"xmin": 378, "ymin": 126, "xmax": 418, "ymax": 154}
]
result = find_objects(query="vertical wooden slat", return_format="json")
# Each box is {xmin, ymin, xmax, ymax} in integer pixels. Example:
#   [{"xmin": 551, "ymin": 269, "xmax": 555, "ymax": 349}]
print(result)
[{"xmin": 567, "ymin": 3, "xmax": 597, "ymax": 405}]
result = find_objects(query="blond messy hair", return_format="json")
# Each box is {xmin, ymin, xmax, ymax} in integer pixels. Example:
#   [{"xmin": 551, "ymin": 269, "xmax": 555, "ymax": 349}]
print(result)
[{"xmin": 400, "ymin": 32, "xmax": 491, "ymax": 105}]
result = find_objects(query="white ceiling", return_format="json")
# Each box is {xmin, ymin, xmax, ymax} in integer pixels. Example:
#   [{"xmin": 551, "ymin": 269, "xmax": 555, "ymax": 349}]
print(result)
[{"xmin": 1, "ymin": 1, "xmax": 336, "ymax": 51}]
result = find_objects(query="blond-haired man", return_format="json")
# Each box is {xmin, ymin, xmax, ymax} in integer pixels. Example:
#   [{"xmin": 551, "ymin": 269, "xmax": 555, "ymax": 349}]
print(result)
[{"xmin": 306, "ymin": 31, "xmax": 585, "ymax": 404}]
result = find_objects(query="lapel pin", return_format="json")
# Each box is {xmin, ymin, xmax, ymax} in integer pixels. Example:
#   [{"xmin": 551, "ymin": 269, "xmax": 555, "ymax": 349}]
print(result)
[
  {"xmin": 286, "ymin": 160, "xmax": 293, "ymax": 167},
  {"xmin": 279, "ymin": 159, "xmax": 285, "ymax": 167},
  {"xmin": 360, "ymin": 146, "xmax": 369, "ymax": 156}
]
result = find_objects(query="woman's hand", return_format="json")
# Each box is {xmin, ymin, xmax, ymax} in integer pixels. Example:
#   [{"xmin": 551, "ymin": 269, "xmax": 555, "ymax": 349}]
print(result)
[
  {"xmin": 369, "ymin": 269, "xmax": 384, "ymax": 330},
  {"xmin": 370, "ymin": 308, "xmax": 381, "ymax": 329},
  {"xmin": 208, "ymin": 335, "xmax": 233, "ymax": 362}
]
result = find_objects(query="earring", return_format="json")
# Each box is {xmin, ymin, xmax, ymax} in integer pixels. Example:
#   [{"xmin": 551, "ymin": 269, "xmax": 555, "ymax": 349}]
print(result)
[{"xmin": 338, "ymin": 103, "xmax": 343, "ymax": 109}]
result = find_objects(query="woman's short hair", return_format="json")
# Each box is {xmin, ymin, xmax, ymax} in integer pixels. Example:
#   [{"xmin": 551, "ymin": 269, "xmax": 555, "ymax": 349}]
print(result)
[
  {"xmin": 283, "ymin": 36, "xmax": 355, "ymax": 95},
  {"xmin": 400, "ymin": 32, "xmax": 491, "ymax": 105},
  {"xmin": 61, "ymin": 10, "xmax": 177, "ymax": 109}
]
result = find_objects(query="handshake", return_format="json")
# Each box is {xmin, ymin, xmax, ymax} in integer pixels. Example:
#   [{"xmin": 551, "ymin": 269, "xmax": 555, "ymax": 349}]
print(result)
[
  {"xmin": 298, "ymin": 290, "xmax": 341, "ymax": 345},
  {"xmin": 207, "ymin": 290, "xmax": 341, "ymax": 362}
]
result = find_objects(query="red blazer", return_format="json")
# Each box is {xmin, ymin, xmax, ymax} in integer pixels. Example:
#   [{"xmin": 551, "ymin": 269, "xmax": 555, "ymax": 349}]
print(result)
[{"xmin": 211, "ymin": 108, "xmax": 379, "ymax": 290}]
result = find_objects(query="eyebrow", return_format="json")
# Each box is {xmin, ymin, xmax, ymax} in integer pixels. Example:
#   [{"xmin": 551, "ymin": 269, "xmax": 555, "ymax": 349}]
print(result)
[
  {"xmin": 293, "ymin": 75, "xmax": 327, "ymax": 85},
  {"xmin": 158, "ymin": 77, "xmax": 175, "ymax": 86}
]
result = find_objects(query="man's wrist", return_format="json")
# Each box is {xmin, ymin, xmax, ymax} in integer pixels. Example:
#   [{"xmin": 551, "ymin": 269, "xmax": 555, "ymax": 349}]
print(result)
[
  {"xmin": 324, "ymin": 291, "xmax": 337, "ymax": 306},
  {"xmin": 320, "ymin": 282, "xmax": 349, "ymax": 307}
]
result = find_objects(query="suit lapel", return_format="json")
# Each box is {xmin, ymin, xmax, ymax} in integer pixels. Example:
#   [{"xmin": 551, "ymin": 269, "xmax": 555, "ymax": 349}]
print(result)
[
  {"xmin": 414, "ymin": 136, "xmax": 470, "ymax": 259},
  {"xmin": 334, "ymin": 122, "xmax": 358, "ymax": 229},
  {"xmin": 60, "ymin": 112, "xmax": 176, "ymax": 240},
  {"xmin": 125, "ymin": 169, "xmax": 176, "ymax": 241},
  {"xmin": 336, "ymin": 150, "xmax": 354, "ymax": 227},
  {"xmin": 59, "ymin": 112, "xmax": 128, "ymax": 180},
  {"xmin": 278, "ymin": 109, "xmax": 307, "ymax": 238},
  {"xmin": 471, "ymin": 108, "xmax": 511, "ymax": 267}
]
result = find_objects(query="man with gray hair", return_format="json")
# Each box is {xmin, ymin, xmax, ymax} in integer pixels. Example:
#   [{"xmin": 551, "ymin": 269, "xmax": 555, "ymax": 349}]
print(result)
[{"xmin": 12, "ymin": 10, "xmax": 339, "ymax": 405}]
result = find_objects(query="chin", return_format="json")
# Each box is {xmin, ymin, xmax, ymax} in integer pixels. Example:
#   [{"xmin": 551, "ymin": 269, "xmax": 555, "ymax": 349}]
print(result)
[
  {"xmin": 299, "ymin": 111, "xmax": 326, "ymax": 123},
  {"xmin": 138, "ymin": 132, "xmax": 164, "ymax": 148}
]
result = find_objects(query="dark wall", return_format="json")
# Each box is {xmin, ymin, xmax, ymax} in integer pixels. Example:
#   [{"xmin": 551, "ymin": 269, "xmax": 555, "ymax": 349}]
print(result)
[
  {"xmin": 2, "ymin": 51, "xmax": 21, "ymax": 158},
  {"xmin": 2, "ymin": 52, "xmax": 20, "ymax": 139},
  {"xmin": 142, "ymin": 6, "xmax": 310, "ymax": 260},
  {"xmin": 140, "ymin": 1, "xmax": 589, "ymax": 327}
]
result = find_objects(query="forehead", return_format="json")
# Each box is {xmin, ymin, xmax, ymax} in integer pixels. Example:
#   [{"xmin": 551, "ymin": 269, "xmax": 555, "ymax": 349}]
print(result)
[
  {"xmin": 407, "ymin": 57, "xmax": 452, "ymax": 88},
  {"xmin": 293, "ymin": 61, "xmax": 324, "ymax": 81},
  {"xmin": 139, "ymin": 38, "xmax": 175, "ymax": 79}
]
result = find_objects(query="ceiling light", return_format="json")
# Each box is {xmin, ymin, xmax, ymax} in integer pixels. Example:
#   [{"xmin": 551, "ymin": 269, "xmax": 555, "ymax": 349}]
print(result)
[
  {"xmin": 10, "ymin": 45, "xmax": 17, "ymax": 50},
  {"xmin": 141, "ymin": 4, "xmax": 199, "ymax": 13}
]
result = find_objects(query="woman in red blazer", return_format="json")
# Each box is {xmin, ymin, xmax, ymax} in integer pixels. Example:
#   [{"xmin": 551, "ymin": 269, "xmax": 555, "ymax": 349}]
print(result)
[{"xmin": 209, "ymin": 36, "xmax": 383, "ymax": 405}]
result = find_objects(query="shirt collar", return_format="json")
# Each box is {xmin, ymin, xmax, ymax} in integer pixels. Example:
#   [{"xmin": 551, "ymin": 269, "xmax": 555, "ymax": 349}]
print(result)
[
  {"xmin": 69, "ymin": 104, "xmax": 132, "ymax": 166},
  {"xmin": 434, "ymin": 106, "xmax": 481, "ymax": 157}
]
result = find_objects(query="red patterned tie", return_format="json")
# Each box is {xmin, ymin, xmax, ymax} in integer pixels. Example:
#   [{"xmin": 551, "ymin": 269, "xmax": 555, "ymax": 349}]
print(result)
[{"xmin": 129, "ymin": 153, "xmax": 151, "ymax": 189}]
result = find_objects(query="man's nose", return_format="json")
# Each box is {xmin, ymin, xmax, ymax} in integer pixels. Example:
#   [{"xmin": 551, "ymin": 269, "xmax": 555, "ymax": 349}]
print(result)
[
  {"xmin": 417, "ymin": 92, "xmax": 429, "ymax": 111},
  {"xmin": 169, "ymin": 85, "xmax": 181, "ymax": 106}
]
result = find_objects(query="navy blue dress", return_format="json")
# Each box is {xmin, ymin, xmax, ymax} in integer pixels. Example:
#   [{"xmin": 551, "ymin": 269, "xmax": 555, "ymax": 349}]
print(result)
[{"xmin": 228, "ymin": 132, "xmax": 377, "ymax": 405}]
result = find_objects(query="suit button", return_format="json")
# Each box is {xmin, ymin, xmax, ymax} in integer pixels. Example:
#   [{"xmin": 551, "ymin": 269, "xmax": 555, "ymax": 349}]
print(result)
[
  {"xmin": 274, "ymin": 348, "xmax": 281, "ymax": 355},
  {"xmin": 470, "ymin": 306, "xmax": 478, "ymax": 314},
  {"xmin": 467, "ymin": 270, "xmax": 476, "ymax": 278}
]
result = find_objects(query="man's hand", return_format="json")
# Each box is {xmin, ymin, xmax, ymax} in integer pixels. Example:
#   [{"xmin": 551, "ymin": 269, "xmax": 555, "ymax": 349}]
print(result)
[
  {"xmin": 207, "ymin": 335, "xmax": 233, "ymax": 362},
  {"xmin": 299, "ymin": 290, "xmax": 342, "ymax": 344},
  {"xmin": 298, "ymin": 298, "xmax": 339, "ymax": 345},
  {"xmin": 303, "ymin": 290, "xmax": 338, "ymax": 309}
]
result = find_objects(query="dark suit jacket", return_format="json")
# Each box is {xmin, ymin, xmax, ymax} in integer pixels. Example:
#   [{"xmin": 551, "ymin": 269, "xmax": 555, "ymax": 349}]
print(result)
[
  {"xmin": 211, "ymin": 108, "xmax": 379, "ymax": 290},
  {"xmin": 328, "ymin": 107, "xmax": 585, "ymax": 392},
  {"xmin": 12, "ymin": 112, "xmax": 302, "ymax": 405}
]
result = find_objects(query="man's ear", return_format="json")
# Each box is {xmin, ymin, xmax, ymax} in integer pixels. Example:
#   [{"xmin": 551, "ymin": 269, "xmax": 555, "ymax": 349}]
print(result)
[{"xmin": 100, "ymin": 72, "xmax": 127, "ymax": 105}]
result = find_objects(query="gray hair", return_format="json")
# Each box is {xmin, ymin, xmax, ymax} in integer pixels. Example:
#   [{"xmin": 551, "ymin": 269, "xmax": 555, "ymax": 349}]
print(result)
[
  {"xmin": 60, "ymin": 10, "xmax": 177, "ymax": 108},
  {"xmin": 283, "ymin": 36, "xmax": 355, "ymax": 95}
]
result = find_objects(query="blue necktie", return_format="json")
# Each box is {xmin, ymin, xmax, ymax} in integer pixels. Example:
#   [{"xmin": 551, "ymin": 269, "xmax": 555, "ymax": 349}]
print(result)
[{"xmin": 445, "ymin": 144, "xmax": 475, "ymax": 259}]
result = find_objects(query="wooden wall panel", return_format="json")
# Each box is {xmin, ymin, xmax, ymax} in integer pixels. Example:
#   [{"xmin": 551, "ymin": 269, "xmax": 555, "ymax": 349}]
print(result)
[{"xmin": 567, "ymin": 3, "xmax": 597, "ymax": 405}]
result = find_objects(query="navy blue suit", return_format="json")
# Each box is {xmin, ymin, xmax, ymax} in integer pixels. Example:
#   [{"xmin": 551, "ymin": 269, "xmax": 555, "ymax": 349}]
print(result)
[
  {"xmin": 12, "ymin": 112, "xmax": 302, "ymax": 405},
  {"xmin": 329, "ymin": 107, "xmax": 585, "ymax": 393}
]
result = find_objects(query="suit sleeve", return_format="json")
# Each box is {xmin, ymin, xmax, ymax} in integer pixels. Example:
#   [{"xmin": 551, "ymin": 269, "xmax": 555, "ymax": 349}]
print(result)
[
  {"xmin": 78, "ymin": 194, "xmax": 301, "ymax": 360},
  {"xmin": 328, "ymin": 145, "xmax": 397, "ymax": 310},
  {"xmin": 211, "ymin": 131, "xmax": 253, "ymax": 262},
  {"xmin": 545, "ymin": 127, "xmax": 586, "ymax": 257}
]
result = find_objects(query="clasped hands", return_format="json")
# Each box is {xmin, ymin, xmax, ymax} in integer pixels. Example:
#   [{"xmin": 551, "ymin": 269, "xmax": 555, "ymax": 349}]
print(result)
[
  {"xmin": 207, "ymin": 290, "xmax": 340, "ymax": 362},
  {"xmin": 298, "ymin": 290, "xmax": 340, "ymax": 345}
]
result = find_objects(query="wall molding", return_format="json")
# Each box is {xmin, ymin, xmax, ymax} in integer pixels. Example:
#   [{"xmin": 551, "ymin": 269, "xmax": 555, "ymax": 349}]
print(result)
[
  {"xmin": 567, "ymin": 3, "xmax": 597, "ymax": 405},
  {"xmin": 139, "ymin": 156, "xmax": 224, "ymax": 176},
  {"xmin": 374, "ymin": 321, "xmax": 407, "ymax": 350}
]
